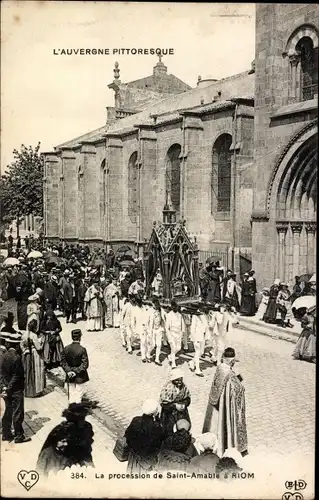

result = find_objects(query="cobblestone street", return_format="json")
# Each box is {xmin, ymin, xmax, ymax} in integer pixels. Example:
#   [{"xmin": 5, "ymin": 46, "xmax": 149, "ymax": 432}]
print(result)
[
  {"xmin": 1, "ymin": 378, "xmax": 125, "ymax": 498},
  {"xmin": 57, "ymin": 317, "xmax": 315, "ymax": 464}
]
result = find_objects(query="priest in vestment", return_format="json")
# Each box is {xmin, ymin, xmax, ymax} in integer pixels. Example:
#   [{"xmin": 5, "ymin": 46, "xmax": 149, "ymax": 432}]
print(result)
[
  {"xmin": 103, "ymin": 279, "xmax": 120, "ymax": 328},
  {"xmin": 202, "ymin": 347, "xmax": 248, "ymax": 457},
  {"xmin": 84, "ymin": 280, "xmax": 104, "ymax": 332}
]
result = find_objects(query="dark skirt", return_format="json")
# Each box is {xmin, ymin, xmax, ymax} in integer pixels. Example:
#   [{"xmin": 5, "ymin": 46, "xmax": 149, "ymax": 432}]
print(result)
[
  {"xmin": 17, "ymin": 302, "xmax": 28, "ymax": 330},
  {"xmin": 43, "ymin": 333, "xmax": 64, "ymax": 369},
  {"xmin": 240, "ymin": 295, "xmax": 256, "ymax": 316},
  {"xmin": 293, "ymin": 328, "xmax": 316, "ymax": 362},
  {"xmin": 263, "ymin": 297, "xmax": 277, "ymax": 323}
]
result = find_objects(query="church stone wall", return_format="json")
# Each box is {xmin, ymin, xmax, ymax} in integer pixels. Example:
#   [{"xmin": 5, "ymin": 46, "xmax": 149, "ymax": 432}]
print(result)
[
  {"xmin": 252, "ymin": 3, "xmax": 318, "ymax": 288},
  {"xmin": 61, "ymin": 149, "xmax": 77, "ymax": 241}
]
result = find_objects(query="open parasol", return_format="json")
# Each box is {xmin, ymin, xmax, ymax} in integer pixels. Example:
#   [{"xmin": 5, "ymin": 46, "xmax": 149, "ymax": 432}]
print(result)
[
  {"xmin": 292, "ymin": 295, "xmax": 316, "ymax": 311},
  {"xmin": 46, "ymin": 254, "xmax": 61, "ymax": 266},
  {"xmin": 27, "ymin": 250, "xmax": 43, "ymax": 259},
  {"xmin": 3, "ymin": 257, "xmax": 20, "ymax": 267}
]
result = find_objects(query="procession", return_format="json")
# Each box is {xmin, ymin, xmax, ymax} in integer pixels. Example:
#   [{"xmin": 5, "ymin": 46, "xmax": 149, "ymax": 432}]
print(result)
[
  {"xmin": 0, "ymin": 214, "xmax": 316, "ymax": 478},
  {"xmin": 1, "ymin": 2, "xmax": 317, "ymax": 497}
]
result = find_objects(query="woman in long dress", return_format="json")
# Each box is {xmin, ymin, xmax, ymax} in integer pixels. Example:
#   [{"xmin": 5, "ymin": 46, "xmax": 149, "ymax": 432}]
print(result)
[
  {"xmin": 21, "ymin": 319, "xmax": 46, "ymax": 397},
  {"xmin": 84, "ymin": 280, "xmax": 104, "ymax": 331},
  {"xmin": 103, "ymin": 278, "xmax": 120, "ymax": 328},
  {"xmin": 40, "ymin": 309, "xmax": 64, "ymax": 370},
  {"xmin": 293, "ymin": 313, "xmax": 316, "ymax": 363},
  {"xmin": 27, "ymin": 293, "xmax": 41, "ymax": 331},
  {"xmin": 263, "ymin": 279, "xmax": 280, "ymax": 324}
]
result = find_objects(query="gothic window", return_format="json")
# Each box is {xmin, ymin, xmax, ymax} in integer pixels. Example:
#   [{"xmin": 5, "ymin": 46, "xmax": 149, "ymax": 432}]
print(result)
[
  {"xmin": 296, "ymin": 37, "xmax": 318, "ymax": 101},
  {"xmin": 128, "ymin": 152, "xmax": 138, "ymax": 223},
  {"xmin": 166, "ymin": 144, "xmax": 181, "ymax": 214},
  {"xmin": 212, "ymin": 134, "xmax": 232, "ymax": 213}
]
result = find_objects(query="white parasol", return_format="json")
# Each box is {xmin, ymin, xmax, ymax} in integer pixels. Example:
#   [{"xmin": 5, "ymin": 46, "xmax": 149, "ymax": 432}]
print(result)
[
  {"xmin": 292, "ymin": 295, "xmax": 316, "ymax": 310},
  {"xmin": 309, "ymin": 273, "xmax": 316, "ymax": 283},
  {"xmin": 3, "ymin": 257, "xmax": 20, "ymax": 267},
  {"xmin": 27, "ymin": 250, "xmax": 43, "ymax": 259}
]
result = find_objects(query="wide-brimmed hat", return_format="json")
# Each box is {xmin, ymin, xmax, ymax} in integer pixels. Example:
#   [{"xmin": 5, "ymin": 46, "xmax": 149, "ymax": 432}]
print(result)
[
  {"xmin": 170, "ymin": 367, "xmax": 184, "ymax": 381},
  {"xmin": 0, "ymin": 330, "xmax": 22, "ymax": 344},
  {"xmin": 28, "ymin": 293, "xmax": 39, "ymax": 301}
]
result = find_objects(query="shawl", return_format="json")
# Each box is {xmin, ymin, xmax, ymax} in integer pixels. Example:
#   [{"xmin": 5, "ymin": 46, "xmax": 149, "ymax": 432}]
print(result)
[{"xmin": 160, "ymin": 381, "xmax": 190, "ymax": 405}]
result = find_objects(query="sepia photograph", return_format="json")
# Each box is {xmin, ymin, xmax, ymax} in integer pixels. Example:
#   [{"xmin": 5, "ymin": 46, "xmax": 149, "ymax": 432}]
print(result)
[{"xmin": 0, "ymin": 1, "xmax": 317, "ymax": 498}]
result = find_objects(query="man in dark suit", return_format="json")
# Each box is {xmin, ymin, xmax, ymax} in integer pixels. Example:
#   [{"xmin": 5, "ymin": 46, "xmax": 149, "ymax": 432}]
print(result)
[
  {"xmin": 61, "ymin": 329, "xmax": 89, "ymax": 404},
  {"xmin": 63, "ymin": 274, "xmax": 77, "ymax": 323},
  {"xmin": 0, "ymin": 330, "xmax": 31, "ymax": 443}
]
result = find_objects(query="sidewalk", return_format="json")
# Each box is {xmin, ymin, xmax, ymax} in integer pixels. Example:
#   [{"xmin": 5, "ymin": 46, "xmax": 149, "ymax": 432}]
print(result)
[
  {"xmin": 1, "ymin": 378, "xmax": 125, "ymax": 498},
  {"xmin": 237, "ymin": 315, "xmax": 301, "ymax": 343}
]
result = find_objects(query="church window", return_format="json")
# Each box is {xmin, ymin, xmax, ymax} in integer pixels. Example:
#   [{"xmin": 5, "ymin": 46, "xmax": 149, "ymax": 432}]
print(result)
[
  {"xmin": 128, "ymin": 152, "xmax": 138, "ymax": 223},
  {"xmin": 285, "ymin": 25, "xmax": 318, "ymax": 102},
  {"xmin": 166, "ymin": 144, "xmax": 181, "ymax": 215},
  {"xmin": 297, "ymin": 37, "xmax": 318, "ymax": 101},
  {"xmin": 212, "ymin": 134, "xmax": 232, "ymax": 213}
]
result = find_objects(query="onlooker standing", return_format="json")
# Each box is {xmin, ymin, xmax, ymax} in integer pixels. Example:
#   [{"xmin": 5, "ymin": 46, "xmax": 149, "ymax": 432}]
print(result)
[
  {"xmin": 20, "ymin": 319, "xmax": 46, "ymax": 397},
  {"xmin": 61, "ymin": 329, "xmax": 89, "ymax": 404},
  {"xmin": 263, "ymin": 278, "xmax": 280, "ymax": 324},
  {"xmin": 0, "ymin": 330, "xmax": 31, "ymax": 443}
]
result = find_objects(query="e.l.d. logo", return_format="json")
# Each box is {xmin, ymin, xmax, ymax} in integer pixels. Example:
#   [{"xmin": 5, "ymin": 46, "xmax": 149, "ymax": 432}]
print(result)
[{"xmin": 17, "ymin": 470, "xmax": 39, "ymax": 491}]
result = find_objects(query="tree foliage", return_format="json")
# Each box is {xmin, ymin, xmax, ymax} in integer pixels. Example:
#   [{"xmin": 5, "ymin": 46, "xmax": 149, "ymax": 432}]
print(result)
[{"xmin": 1, "ymin": 143, "xmax": 44, "ymax": 225}]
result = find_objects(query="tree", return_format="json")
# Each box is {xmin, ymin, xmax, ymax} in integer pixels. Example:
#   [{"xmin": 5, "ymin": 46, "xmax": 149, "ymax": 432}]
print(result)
[{"xmin": 1, "ymin": 143, "xmax": 44, "ymax": 237}]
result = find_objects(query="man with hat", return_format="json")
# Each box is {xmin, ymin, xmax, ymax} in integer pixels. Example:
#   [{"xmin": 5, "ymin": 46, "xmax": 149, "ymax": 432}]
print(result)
[
  {"xmin": 0, "ymin": 329, "xmax": 31, "ymax": 443},
  {"xmin": 60, "ymin": 329, "xmax": 89, "ymax": 404},
  {"xmin": 202, "ymin": 347, "xmax": 248, "ymax": 458}
]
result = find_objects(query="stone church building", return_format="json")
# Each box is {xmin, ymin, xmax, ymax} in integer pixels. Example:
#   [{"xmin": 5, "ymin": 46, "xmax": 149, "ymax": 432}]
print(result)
[
  {"xmin": 251, "ymin": 4, "xmax": 318, "ymax": 286},
  {"xmin": 43, "ymin": 3, "xmax": 318, "ymax": 287}
]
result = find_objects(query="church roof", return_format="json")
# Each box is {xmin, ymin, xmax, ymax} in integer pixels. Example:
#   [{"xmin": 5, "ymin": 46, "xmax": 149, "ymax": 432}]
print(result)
[
  {"xmin": 107, "ymin": 69, "xmax": 254, "ymax": 133},
  {"xmin": 55, "ymin": 69, "xmax": 254, "ymax": 149},
  {"xmin": 126, "ymin": 72, "xmax": 192, "ymax": 93}
]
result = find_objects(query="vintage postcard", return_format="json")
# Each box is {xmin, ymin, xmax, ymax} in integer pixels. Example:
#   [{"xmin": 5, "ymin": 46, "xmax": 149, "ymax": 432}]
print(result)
[{"xmin": 0, "ymin": 1, "xmax": 316, "ymax": 499}]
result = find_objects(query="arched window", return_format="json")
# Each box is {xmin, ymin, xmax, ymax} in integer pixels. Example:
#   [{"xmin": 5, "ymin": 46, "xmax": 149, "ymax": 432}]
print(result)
[
  {"xmin": 285, "ymin": 25, "xmax": 319, "ymax": 102},
  {"xmin": 212, "ymin": 134, "xmax": 232, "ymax": 212},
  {"xmin": 166, "ymin": 144, "xmax": 181, "ymax": 214},
  {"xmin": 296, "ymin": 37, "xmax": 318, "ymax": 101},
  {"xmin": 128, "ymin": 152, "xmax": 138, "ymax": 223}
]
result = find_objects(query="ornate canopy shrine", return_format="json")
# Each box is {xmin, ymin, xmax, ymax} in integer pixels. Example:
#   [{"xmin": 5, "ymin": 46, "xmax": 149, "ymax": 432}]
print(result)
[{"xmin": 143, "ymin": 202, "xmax": 200, "ymax": 304}]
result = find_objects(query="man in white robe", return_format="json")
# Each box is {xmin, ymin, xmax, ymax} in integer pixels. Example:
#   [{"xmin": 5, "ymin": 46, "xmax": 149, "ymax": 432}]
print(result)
[{"xmin": 165, "ymin": 300, "xmax": 185, "ymax": 369}]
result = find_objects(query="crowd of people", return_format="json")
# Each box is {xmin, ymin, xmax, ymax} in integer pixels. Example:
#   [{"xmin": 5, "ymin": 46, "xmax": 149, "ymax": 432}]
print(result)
[
  {"xmin": 120, "ymin": 346, "xmax": 247, "ymax": 475},
  {"xmin": 0, "ymin": 235, "xmax": 315, "ymax": 475}
]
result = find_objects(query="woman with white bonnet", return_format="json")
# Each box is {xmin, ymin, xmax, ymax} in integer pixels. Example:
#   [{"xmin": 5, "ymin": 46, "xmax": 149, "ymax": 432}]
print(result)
[
  {"xmin": 159, "ymin": 368, "xmax": 191, "ymax": 436},
  {"xmin": 124, "ymin": 398, "xmax": 164, "ymax": 474},
  {"xmin": 188, "ymin": 433, "xmax": 219, "ymax": 473},
  {"xmin": 27, "ymin": 292, "xmax": 41, "ymax": 331}
]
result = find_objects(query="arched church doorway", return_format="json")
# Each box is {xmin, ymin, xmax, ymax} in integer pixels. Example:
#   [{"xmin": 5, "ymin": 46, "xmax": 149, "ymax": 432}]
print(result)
[{"xmin": 274, "ymin": 133, "xmax": 317, "ymax": 282}]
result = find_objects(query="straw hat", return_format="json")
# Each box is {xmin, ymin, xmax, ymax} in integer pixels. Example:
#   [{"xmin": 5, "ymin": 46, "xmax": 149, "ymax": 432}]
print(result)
[{"xmin": 170, "ymin": 367, "xmax": 184, "ymax": 381}]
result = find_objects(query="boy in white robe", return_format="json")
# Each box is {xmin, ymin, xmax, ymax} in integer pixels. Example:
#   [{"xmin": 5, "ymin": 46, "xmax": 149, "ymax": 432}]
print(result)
[{"xmin": 165, "ymin": 300, "xmax": 185, "ymax": 369}]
